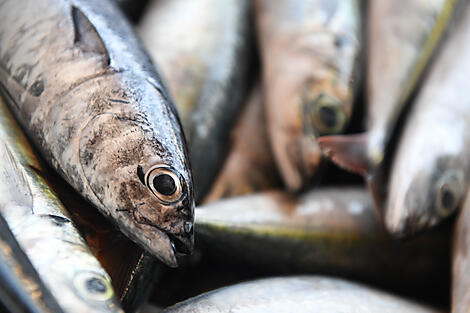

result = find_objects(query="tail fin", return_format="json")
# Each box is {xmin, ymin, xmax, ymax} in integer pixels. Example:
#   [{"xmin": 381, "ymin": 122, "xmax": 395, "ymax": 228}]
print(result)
[{"xmin": 317, "ymin": 133, "xmax": 371, "ymax": 176}]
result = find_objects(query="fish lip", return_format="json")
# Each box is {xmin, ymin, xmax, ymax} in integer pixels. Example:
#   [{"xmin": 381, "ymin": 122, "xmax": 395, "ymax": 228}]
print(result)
[{"xmin": 135, "ymin": 223, "xmax": 179, "ymax": 267}]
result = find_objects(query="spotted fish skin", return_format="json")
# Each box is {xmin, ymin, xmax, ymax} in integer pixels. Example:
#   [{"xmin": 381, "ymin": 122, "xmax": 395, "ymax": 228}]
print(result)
[{"xmin": 0, "ymin": 0, "xmax": 194, "ymax": 266}]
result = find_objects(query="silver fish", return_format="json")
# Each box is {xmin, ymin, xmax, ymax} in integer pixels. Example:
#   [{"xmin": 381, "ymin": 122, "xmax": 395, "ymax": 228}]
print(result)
[
  {"xmin": 385, "ymin": 0, "xmax": 470, "ymax": 237},
  {"xmin": 162, "ymin": 276, "xmax": 442, "ymax": 313},
  {"xmin": 138, "ymin": 0, "xmax": 253, "ymax": 203},
  {"xmin": 0, "ymin": 0, "xmax": 194, "ymax": 266},
  {"xmin": 0, "ymin": 213, "xmax": 64, "ymax": 313},
  {"xmin": 0, "ymin": 93, "xmax": 124, "ymax": 312},
  {"xmin": 196, "ymin": 188, "xmax": 449, "ymax": 288}
]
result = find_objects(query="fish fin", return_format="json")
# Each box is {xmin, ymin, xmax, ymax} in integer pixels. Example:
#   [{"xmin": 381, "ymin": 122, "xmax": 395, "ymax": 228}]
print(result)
[
  {"xmin": 317, "ymin": 133, "xmax": 370, "ymax": 176},
  {"xmin": 71, "ymin": 6, "xmax": 110, "ymax": 65},
  {"xmin": 0, "ymin": 143, "xmax": 33, "ymax": 209}
]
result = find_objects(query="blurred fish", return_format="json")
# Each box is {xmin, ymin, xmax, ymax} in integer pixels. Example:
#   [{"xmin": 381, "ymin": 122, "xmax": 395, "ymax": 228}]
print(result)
[
  {"xmin": 112, "ymin": 0, "xmax": 149, "ymax": 23},
  {"xmin": 254, "ymin": 0, "xmax": 362, "ymax": 191},
  {"xmin": 196, "ymin": 188, "xmax": 449, "ymax": 288},
  {"xmin": 203, "ymin": 84, "xmax": 281, "ymax": 203},
  {"xmin": 162, "ymin": 276, "xmax": 442, "ymax": 313},
  {"xmin": 319, "ymin": 0, "xmax": 458, "ymax": 180},
  {"xmin": 0, "ymin": 213, "xmax": 64, "ymax": 313},
  {"xmin": 0, "ymin": 0, "xmax": 194, "ymax": 266},
  {"xmin": 452, "ymin": 191, "xmax": 470, "ymax": 313},
  {"xmin": 385, "ymin": 0, "xmax": 470, "ymax": 237},
  {"xmin": 0, "ymin": 97, "xmax": 123, "ymax": 312},
  {"xmin": 138, "ymin": 0, "xmax": 253, "ymax": 203}
]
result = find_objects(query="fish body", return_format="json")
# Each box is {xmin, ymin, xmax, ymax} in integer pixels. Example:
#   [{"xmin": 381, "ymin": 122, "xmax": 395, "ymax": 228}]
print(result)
[
  {"xmin": 385, "ymin": 0, "xmax": 470, "ymax": 237},
  {"xmin": 0, "ymin": 213, "xmax": 64, "ymax": 313},
  {"xmin": 255, "ymin": 0, "xmax": 362, "ymax": 191},
  {"xmin": 0, "ymin": 0, "xmax": 194, "ymax": 266},
  {"xmin": 196, "ymin": 188, "xmax": 449, "ymax": 287},
  {"xmin": 203, "ymin": 85, "xmax": 281, "ymax": 203},
  {"xmin": 0, "ymin": 96, "xmax": 123, "ymax": 312},
  {"xmin": 319, "ymin": 0, "xmax": 458, "ymax": 177},
  {"xmin": 138, "ymin": 0, "xmax": 253, "ymax": 202},
  {"xmin": 162, "ymin": 276, "xmax": 441, "ymax": 313}
]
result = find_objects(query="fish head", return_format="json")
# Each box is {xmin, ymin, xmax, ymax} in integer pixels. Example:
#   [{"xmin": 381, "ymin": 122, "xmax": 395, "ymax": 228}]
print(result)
[
  {"xmin": 77, "ymin": 76, "xmax": 194, "ymax": 267},
  {"xmin": 385, "ymin": 156, "xmax": 465, "ymax": 237}
]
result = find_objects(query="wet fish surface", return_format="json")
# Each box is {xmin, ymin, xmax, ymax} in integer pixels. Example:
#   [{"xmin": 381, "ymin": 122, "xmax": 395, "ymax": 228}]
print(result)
[
  {"xmin": 255, "ymin": 0, "xmax": 362, "ymax": 191},
  {"xmin": 0, "ymin": 213, "xmax": 64, "ymax": 313},
  {"xmin": 196, "ymin": 188, "xmax": 449, "ymax": 289},
  {"xmin": 0, "ymin": 95, "xmax": 124, "ymax": 312},
  {"xmin": 162, "ymin": 276, "xmax": 442, "ymax": 313},
  {"xmin": 0, "ymin": 0, "xmax": 194, "ymax": 266},
  {"xmin": 203, "ymin": 84, "xmax": 281, "ymax": 203},
  {"xmin": 385, "ymin": 0, "xmax": 470, "ymax": 237},
  {"xmin": 139, "ymin": 0, "xmax": 253, "ymax": 203},
  {"xmin": 319, "ymin": 0, "xmax": 458, "ymax": 178}
]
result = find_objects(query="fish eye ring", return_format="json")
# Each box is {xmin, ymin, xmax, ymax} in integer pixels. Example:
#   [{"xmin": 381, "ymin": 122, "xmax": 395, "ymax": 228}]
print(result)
[
  {"xmin": 145, "ymin": 165, "xmax": 184, "ymax": 203},
  {"xmin": 435, "ymin": 175, "xmax": 462, "ymax": 217},
  {"xmin": 310, "ymin": 94, "xmax": 346, "ymax": 135},
  {"xmin": 73, "ymin": 271, "xmax": 114, "ymax": 302}
]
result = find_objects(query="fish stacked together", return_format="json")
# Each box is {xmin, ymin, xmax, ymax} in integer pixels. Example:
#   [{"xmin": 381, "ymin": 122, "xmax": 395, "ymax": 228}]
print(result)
[{"xmin": 0, "ymin": 0, "xmax": 469, "ymax": 312}]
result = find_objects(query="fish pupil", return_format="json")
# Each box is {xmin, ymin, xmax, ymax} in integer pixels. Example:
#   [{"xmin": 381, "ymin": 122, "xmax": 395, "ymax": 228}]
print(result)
[
  {"xmin": 85, "ymin": 277, "xmax": 107, "ymax": 294},
  {"xmin": 441, "ymin": 188, "xmax": 455, "ymax": 211},
  {"xmin": 153, "ymin": 174, "xmax": 177, "ymax": 196},
  {"xmin": 318, "ymin": 106, "xmax": 337, "ymax": 129}
]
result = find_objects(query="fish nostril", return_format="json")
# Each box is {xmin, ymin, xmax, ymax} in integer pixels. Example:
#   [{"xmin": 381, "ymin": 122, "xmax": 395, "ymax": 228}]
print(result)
[{"xmin": 184, "ymin": 221, "xmax": 193, "ymax": 234}]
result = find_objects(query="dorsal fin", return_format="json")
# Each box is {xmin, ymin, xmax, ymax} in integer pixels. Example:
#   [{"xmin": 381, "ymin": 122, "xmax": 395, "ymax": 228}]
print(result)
[
  {"xmin": 71, "ymin": 6, "xmax": 110, "ymax": 65},
  {"xmin": 317, "ymin": 133, "xmax": 371, "ymax": 176},
  {"xmin": 0, "ymin": 143, "xmax": 33, "ymax": 209}
]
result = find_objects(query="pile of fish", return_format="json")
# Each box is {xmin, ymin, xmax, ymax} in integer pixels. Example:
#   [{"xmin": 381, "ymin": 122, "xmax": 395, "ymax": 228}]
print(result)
[{"xmin": 0, "ymin": 0, "xmax": 469, "ymax": 312}]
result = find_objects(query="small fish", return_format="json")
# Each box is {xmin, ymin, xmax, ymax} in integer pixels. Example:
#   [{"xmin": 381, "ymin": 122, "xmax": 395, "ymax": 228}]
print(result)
[
  {"xmin": 162, "ymin": 276, "xmax": 442, "ymax": 313},
  {"xmin": 138, "ymin": 0, "xmax": 253, "ymax": 203},
  {"xmin": 318, "ymin": 0, "xmax": 458, "ymax": 179},
  {"xmin": 203, "ymin": 84, "xmax": 281, "ymax": 203},
  {"xmin": 196, "ymin": 188, "xmax": 449, "ymax": 288},
  {"xmin": 254, "ymin": 0, "xmax": 362, "ymax": 191},
  {"xmin": 0, "ymin": 0, "xmax": 194, "ymax": 266},
  {"xmin": 0, "ymin": 96, "xmax": 124, "ymax": 312},
  {"xmin": 452, "ymin": 192, "xmax": 470, "ymax": 313},
  {"xmin": 384, "ymin": 0, "xmax": 470, "ymax": 237},
  {"xmin": 0, "ymin": 213, "xmax": 64, "ymax": 313}
]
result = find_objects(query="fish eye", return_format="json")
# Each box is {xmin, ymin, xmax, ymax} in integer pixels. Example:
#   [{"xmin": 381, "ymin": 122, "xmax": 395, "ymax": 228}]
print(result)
[
  {"xmin": 145, "ymin": 165, "xmax": 183, "ymax": 203},
  {"xmin": 74, "ymin": 271, "xmax": 114, "ymax": 302},
  {"xmin": 435, "ymin": 173, "xmax": 463, "ymax": 217},
  {"xmin": 310, "ymin": 94, "xmax": 346, "ymax": 135}
]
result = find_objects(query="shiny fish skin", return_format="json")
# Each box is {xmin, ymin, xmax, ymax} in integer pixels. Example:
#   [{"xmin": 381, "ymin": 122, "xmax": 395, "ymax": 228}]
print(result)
[
  {"xmin": 385, "ymin": 0, "xmax": 470, "ymax": 237},
  {"xmin": 0, "ymin": 214, "xmax": 64, "ymax": 313},
  {"xmin": 196, "ymin": 188, "xmax": 449, "ymax": 287},
  {"xmin": 0, "ymin": 97, "xmax": 123, "ymax": 312},
  {"xmin": 203, "ymin": 85, "xmax": 281, "ymax": 203},
  {"xmin": 138, "ymin": 0, "xmax": 253, "ymax": 203},
  {"xmin": 0, "ymin": 0, "xmax": 194, "ymax": 266},
  {"xmin": 255, "ymin": 0, "xmax": 361, "ymax": 191},
  {"xmin": 162, "ymin": 276, "xmax": 442, "ymax": 313}
]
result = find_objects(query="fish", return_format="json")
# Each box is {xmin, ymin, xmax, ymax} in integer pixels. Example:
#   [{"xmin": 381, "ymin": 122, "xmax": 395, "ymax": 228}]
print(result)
[
  {"xmin": 138, "ymin": 0, "xmax": 253, "ymax": 203},
  {"xmin": 0, "ymin": 0, "xmax": 194, "ymax": 266},
  {"xmin": 0, "ymin": 95, "xmax": 124, "ymax": 312},
  {"xmin": 0, "ymin": 213, "xmax": 65, "ymax": 313},
  {"xmin": 161, "ymin": 276, "xmax": 442, "ymax": 313},
  {"xmin": 318, "ymin": 0, "xmax": 458, "ymax": 179},
  {"xmin": 196, "ymin": 188, "xmax": 450, "ymax": 289},
  {"xmin": 384, "ymin": 0, "xmax": 470, "ymax": 237},
  {"xmin": 452, "ymin": 191, "xmax": 470, "ymax": 313},
  {"xmin": 254, "ymin": 0, "xmax": 362, "ymax": 191},
  {"xmin": 203, "ymin": 84, "xmax": 281, "ymax": 203}
]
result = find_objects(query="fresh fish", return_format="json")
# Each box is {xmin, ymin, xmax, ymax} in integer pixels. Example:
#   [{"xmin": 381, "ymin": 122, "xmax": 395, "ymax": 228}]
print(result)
[
  {"xmin": 0, "ymin": 0, "xmax": 194, "ymax": 266},
  {"xmin": 138, "ymin": 0, "xmax": 253, "ymax": 203},
  {"xmin": 318, "ymin": 0, "xmax": 458, "ymax": 178},
  {"xmin": 203, "ymin": 84, "xmax": 281, "ymax": 203},
  {"xmin": 254, "ymin": 0, "xmax": 362, "ymax": 191},
  {"xmin": 0, "ymin": 213, "xmax": 64, "ymax": 313},
  {"xmin": 452, "ymin": 191, "xmax": 470, "ymax": 313},
  {"xmin": 196, "ymin": 188, "xmax": 449, "ymax": 288},
  {"xmin": 162, "ymin": 276, "xmax": 442, "ymax": 313},
  {"xmin": 384, "ymin": 0, "xmax": 470, "ymax": 237},
  {"xmin": 0, "ymin": 96, "xmax": 123, "ymax": 312}
]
